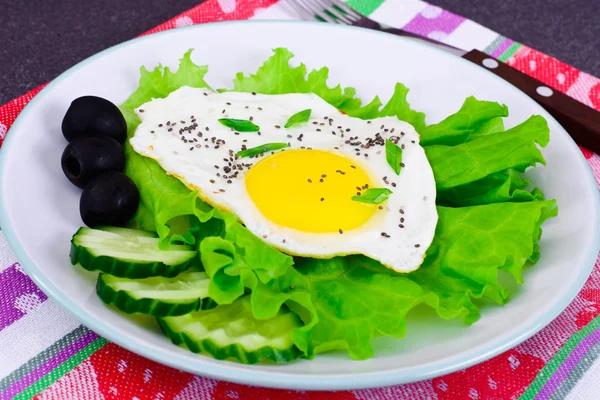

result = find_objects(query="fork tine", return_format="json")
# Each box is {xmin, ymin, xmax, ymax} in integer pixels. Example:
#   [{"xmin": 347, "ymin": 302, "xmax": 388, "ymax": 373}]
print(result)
[
  {"xmin": 286, "ymin": 0, "xmax": 338, "ymax": 23},
  {"xmin": 308, "ymin": 0, "xmax": 354, "ymax": 24},
  {"xmin": 287, "ymin": 0, "xmax": 357, "ymax": 25},
  {"xmin": 328, "ymin": 0, "xmax": 362, "ymax": 21},
  {"xmin": 285, "ymin": 0, "xmax": 319, "ymax": 21},
  {"xmin": 302, "ymin": 0, "xmax": 346, "ymax": 24}
]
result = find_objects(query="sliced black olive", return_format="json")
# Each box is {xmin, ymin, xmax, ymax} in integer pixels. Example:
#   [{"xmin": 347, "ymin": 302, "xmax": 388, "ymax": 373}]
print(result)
[
  {"xmin": 80, "ymin": 171, "xmax": 139, "ymax": 227},
  {"xmin": 62, "ymin": 96, "xmax": 127, "ymax": 143},
  {"xmin": 61, "ymin": 136, "xmax": 125, "ymax": 189}
]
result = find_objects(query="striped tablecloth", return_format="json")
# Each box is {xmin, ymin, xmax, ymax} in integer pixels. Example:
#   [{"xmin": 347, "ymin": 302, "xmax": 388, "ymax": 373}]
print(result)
[{"xmin": 1, "ymin": 1, "xmax": 600, "ymax": 399}]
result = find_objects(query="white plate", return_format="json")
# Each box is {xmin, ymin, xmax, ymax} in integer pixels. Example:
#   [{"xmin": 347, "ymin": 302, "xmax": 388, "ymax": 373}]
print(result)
[{"xmin": 0, "ymin": 21, "xmax": 599, "ymax": 391}]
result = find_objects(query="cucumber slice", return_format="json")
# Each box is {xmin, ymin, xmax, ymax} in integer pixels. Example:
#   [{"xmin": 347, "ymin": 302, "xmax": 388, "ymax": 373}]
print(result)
[
  {"xmin": 158, "ymin": 296, "xmax": 302, "ymax": 364},
  {"xmin": 71, "ymin": 227, "xmax": 198, "ymax": 278},
  {"xmin": 97, "ymin": 226, "xmax": 159, "ymax": 238},
  {"xmin": 97, "ymin": 269, "xmax": 215, "ymax": 317}
]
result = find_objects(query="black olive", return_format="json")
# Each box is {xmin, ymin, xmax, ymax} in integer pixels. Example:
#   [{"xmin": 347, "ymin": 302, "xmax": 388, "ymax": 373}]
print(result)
[
  {"xmin": 61, "ymin": 136, "xmax": 125, "ymax": 189},
  {"xmin": 80, "ymin": 171, "xmax": 139, "ymax": 227},
  {"xmin": 62, "ymin": 96, "xmax": 127, "ymax": 143}
]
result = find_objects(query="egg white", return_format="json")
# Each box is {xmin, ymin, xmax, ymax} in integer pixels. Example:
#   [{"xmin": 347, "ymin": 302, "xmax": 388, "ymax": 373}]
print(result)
[{"xmin": 130, "ymin": 86, "xmax": 438, "ymax": 272}]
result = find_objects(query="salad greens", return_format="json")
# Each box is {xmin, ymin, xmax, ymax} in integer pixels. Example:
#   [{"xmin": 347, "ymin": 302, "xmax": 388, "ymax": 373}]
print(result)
[
  {"xmin": 117, "ymin": 48, "xmax": 556, "ymax": 362},
  {"xmin": 293, "ymin": 198, "xmax": 556, "ymax": 359},
  {"xmin": 426, "ymin": 115, "xmax": 550, "ymax": 190},
  {"xmin": 437, "ymin": 169, "xmax": 545, "ymax": 207},
  {"xmin": 419, "ymin": 96, "xmax": 509, "ymax": 146}
]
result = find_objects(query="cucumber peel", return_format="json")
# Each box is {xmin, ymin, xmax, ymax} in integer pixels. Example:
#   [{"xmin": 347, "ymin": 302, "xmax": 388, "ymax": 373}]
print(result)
[
  {"xmin": 97, "ymin": 269, "xmax": 215, "ymax": 317},
  {"xmin": 159, "ymin": 296, "xmax": 303, "ymax": 364},
  {"xmin": 71, "ymin": 226, "xmax": 198, "ymax": 278}
]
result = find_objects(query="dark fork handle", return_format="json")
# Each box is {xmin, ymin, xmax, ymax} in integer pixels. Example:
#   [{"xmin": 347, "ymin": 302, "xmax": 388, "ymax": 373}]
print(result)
[{"xmin": 462, "ymin": 49, "xmax": 600, "ymax": 154}]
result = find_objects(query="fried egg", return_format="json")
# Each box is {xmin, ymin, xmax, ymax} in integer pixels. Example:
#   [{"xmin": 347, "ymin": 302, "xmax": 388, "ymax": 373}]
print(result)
[{"xmin": 130, "ymin": 86, "xmax": 438, "ymax": 272}]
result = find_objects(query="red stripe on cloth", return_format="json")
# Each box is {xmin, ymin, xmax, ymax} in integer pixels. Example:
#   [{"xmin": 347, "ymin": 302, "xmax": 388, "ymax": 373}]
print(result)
[
  {"xmin": 141, "ymin": 0, "xmax": 278, "ymax": 36},
  {"xmin": 431, "ymin": 349, "xmax": 545, "ymax": 399},
  {"xmin": 590, "ymin": 81, "xmax": 600, "ymax": 110},
  {"xmin": 88, "ymin": 343, "xmax": 194, "ymax": 399},
  {"xmin": 210, "ymin": 380, "xmax": 358, "ymax": 399},
  {"xmin": 88, "ymin": 342, "xmax": 362, "ymax": 399},
  {"xmin": 506, "ymin": 45, "xmax": 600, "ymax": 112},
  {"xmin": 507, "ymin": 45, "xmax": 581, "ymax": 93}
]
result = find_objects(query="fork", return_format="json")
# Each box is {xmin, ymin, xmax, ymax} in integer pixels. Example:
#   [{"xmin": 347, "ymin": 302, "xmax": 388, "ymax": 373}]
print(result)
[{"xmin": 285, "ymin": 0, "xmax": 600, "ymax": 154}]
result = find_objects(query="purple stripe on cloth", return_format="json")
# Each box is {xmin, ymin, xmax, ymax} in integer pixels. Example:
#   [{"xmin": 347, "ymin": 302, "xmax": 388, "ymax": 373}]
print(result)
[
  {"xmin": 535, "ymin": 328, "xmax": 600, "ymax": 400},
  {"xmin": 402, "ymin": 5, "xmax": 466, "ymax": 40},
  {"xmin": 491, "ymin": 38, "xmax": 515, "ymax": 59},
  {"xmin": 1, "ymin": 331, "xmax": 99, "ymax": 399},
  {"xmin": 0, "ymin": 263, "xmax": 48, "ymax": 331}
]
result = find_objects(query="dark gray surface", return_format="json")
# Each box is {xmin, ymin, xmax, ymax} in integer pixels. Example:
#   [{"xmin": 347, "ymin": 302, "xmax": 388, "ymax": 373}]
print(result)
[
  {"xmin": 0, "ymin": 0, "xmax": 201, "ymax": 104},
  {"xmin": 1, "ymin": 0, "xmax": 599, "ymax": 104}
]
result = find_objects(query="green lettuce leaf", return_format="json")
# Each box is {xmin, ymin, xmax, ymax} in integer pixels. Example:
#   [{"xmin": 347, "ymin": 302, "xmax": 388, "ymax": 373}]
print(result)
[
  {"xmin": 471, "ymin": 116, "xmax": 505, "ymax": 139},
  {"xmin": 289, "ymin": 200, "xmax": 557, "ymax": 359},
  {"xmin": 231, "ymin": 48, "xmax": 362, "ymax": 112},
  {"xmin": 200, "ymin": 232, "xmax": 294, "ymax": 304},
  {"xmin": 420, "ymin": 97, "xmax": 509, "ymax": 146},
  {"xmin": 426, "ymin": 115, "xmax": 550, "ymax": 190},
  {"xmin": 437, "ymin": 169, "xmax": 544, "ymax": 207},
  {"xmin": 377, "ymin": 83, "xmax": 427, "ymax": 132},
  {"xmin": 336, "ymin": 83, "xmax": 426, "ymax": 131},
  {"xmin": 412, "ymin": 200, "xmax": 558, "ymax": 323},
  {"xmin": 291, "ymin": 256, "xmax": 431, "ymax": 359},
  {"xmin": 344, "ymin": 96, "xmax": 383, "ymax": 119},
  {"xmin": 232, "ymin": 49, "xmax": 426, "ymax": 130}
]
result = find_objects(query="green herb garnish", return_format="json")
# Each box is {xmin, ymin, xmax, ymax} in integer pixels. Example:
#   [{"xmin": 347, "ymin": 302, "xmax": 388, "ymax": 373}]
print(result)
[
  {"xmin": 218, "ymin": 118, "xmax": 260, "ymax": 132},
  {"xmin": 236, "ymin": 142, "xmax": 290, "ymax": 158},
  {"xmin": 351, "ymin": 188, "xmax": 393, "ymax": 205},
  {"xmin": 284, "ymin": 109, "xmax": 312, "ymax": 128},
  {"xmin": 385, "ymin": 139, "xmax": 403, "ymax": 175}
]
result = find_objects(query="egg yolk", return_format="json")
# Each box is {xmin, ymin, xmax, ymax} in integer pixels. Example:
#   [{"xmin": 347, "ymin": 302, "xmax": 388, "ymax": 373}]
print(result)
[{"xmin": 245, "ymin": 149, "xmax": 377, "ymax": 233}]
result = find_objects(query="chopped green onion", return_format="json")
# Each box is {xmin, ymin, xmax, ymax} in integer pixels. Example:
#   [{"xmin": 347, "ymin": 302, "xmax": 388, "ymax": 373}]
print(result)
[
  {"xmin": 236, "ymin": 142, "xmax": 290, "ymax": 158},
  {"xmin": 218, "ymin": 118, "xmax": 260, "ymax": 132},
  {"xmin": 284, "ymin": 109, "xmax": 312, "ymax": 128},
  {"xmin": 351, "ymin": 188, "xmax": 393, "ymax": 205},
  {"xmin": 385, "ymin": 139, "xmax": 403, "ymax": 175}
]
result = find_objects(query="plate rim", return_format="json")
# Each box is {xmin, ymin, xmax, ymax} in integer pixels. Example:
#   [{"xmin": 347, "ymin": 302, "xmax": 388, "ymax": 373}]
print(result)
[{"xmin": 1, "ymin": 20, "xmax": 599, "ymax": 391}]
